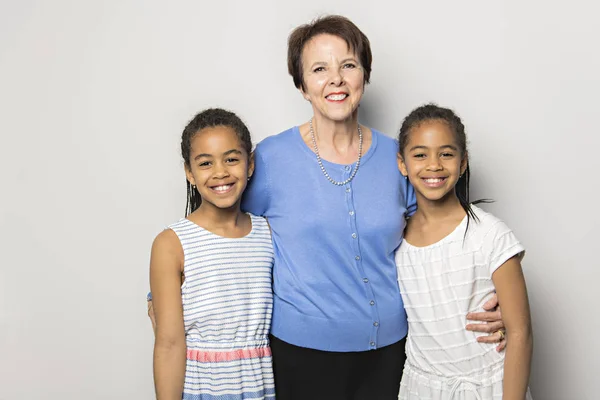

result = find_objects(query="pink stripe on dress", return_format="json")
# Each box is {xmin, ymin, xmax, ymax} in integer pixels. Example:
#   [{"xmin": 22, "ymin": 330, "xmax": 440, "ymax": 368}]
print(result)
[{"xmin": 187, "ymin": 347, "xmax": 272, "ymax": 363}]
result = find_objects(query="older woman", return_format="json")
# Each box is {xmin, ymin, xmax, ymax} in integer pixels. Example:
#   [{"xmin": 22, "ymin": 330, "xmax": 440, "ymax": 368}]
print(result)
[
  {"xmin": 241, "ymin": 16, "xmax": 504, "ymax": 400},
  {"xmin": 149, "ymin": 15, "xmax": 505, "ymax": 400}
]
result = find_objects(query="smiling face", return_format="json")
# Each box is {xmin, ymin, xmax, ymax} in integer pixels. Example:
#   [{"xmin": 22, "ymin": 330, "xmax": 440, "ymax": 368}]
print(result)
[
  {"xmin": 185, "ymin": 125, "xmax": 254, "ymax": 212},
  {"xmin": 398, "ymin": 119, "xmax": 468, "ymax": 203},
  {"xmin": 300, "ymin": 34, "xmax": 365, "ymax": 122}
]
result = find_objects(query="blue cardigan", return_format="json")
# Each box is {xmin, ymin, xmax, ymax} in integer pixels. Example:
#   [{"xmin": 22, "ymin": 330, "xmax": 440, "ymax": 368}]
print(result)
[{"xmin": 242, "ymin": 126, "xmax": 416, "ymax": 352}]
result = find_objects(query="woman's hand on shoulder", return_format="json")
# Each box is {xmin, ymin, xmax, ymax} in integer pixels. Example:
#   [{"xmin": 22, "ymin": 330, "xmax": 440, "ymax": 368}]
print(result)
[{"xmin": 148, "ymin": 297, "xmax": 156, "ymax": 334}]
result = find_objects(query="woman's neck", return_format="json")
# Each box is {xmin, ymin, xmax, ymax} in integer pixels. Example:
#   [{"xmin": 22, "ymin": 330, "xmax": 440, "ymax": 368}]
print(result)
[{"xmin": 311, "ymin": 113, "xmax": 360, "ymax": 151}]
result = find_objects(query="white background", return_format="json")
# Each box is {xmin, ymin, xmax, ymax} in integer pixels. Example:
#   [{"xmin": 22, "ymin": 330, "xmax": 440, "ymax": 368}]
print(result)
[{"xmin": 1, "ymin": 0, "xmax": 598, "ymax": 399}]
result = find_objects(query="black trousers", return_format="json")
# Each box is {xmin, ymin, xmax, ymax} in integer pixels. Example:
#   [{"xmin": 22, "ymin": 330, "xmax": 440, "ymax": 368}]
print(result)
[{"xmin": 270, "ymin": 335, "xmax": 406, "ymax": 400}]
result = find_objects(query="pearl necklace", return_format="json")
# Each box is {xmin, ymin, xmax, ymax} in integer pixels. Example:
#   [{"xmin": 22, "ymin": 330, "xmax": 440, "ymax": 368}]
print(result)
[{"xmin": 309, "ymin": 118, "xmax": 363, "ymax": 186}]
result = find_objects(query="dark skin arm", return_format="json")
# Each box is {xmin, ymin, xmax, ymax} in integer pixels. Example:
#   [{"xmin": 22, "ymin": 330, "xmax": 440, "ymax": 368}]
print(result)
[
  {"xmin": 150, "ymin": 229, "xmax": 186, "ymax": 400},
  {"xmin": 492, "ymin": 256, "xmax": 533, "ymax": 399}
]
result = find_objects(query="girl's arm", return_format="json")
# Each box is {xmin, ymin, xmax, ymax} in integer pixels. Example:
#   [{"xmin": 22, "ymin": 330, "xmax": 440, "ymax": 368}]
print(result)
[
  {"xmin": 150, "ymin": 229, "xmax": 186, "ymax": 400},
  {"xmin": 491, "ymin": 255, "xmax": 533, "ymax": 400}
]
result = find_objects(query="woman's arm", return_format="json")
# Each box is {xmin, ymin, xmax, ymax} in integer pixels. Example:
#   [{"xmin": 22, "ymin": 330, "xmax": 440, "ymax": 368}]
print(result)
[
  {"xmin": 241, "ymin": 146, "xmax": 271, "ymax": 216},
  {"xmin": 150, "ymin": 229, "xmax": 186, "ymax": 400},
  {"xmin": 465, "ymin": 294, "xmax": 507, "ymax": 351},
  {"xmin": 492, "ymin": 255, "xmax": 533, "ymax": 400}
]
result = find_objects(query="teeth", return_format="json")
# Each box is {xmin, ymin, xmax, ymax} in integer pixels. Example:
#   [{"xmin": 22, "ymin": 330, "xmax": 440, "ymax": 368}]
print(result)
[
  {"xmin": 424, "ymin": 178, "xmax": 444, "ymax": 183},
  {"xmin": 327, "ymin": 94, "xmax": 347, "ymax": 101},
  {"xmin": 212, "ymin": 185, "xmax": 232, "ymax": 192}
]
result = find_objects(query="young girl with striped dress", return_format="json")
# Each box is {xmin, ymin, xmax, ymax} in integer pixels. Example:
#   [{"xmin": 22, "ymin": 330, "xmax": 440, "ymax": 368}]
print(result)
[
  {"xmin": 395, "ymin": 104, "xmax": 533, "ymax": 399},
  {"xmin": 149, "ymin": 108, "xmax": 275, "ymax": 400}
]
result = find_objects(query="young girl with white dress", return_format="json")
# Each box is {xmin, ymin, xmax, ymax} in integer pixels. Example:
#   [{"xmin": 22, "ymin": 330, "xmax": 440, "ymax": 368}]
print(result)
[{"xmin": 395, "ymin": 104, "xmax": 533, "ymax": 400}]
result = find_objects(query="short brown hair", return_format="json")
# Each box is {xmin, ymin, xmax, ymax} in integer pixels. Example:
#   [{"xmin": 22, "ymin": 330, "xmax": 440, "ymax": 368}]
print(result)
[{"xmin": 287, "ymin": 15, "xmax": 373, "ymax": 91}]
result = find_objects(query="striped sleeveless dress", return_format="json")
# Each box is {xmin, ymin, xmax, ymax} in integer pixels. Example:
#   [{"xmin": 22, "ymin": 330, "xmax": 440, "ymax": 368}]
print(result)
[{"xmin": 168, "ymin": 214, "xmax": 275, "ymax": 400}]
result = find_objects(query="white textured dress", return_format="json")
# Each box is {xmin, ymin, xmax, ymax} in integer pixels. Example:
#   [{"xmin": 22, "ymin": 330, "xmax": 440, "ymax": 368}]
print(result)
[{"xmin": 395, "ymin": 206, "xmax": 532, "ymax": 399}]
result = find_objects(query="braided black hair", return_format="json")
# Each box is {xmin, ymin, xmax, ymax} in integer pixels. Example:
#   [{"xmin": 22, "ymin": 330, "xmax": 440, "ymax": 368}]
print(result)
[
  {"xmin": 181, "ymin": 108, "xmax": 252, "ymax": 216},
  {"xmin": 398, "ymin": 103, "xmax": 490, "ymax": 233}
]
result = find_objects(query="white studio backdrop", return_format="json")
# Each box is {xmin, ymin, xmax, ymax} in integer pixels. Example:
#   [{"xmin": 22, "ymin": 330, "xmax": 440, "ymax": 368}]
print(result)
[{"xmin": 1, "ymin": 0, "xmax": 598, "ymax": 399}]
